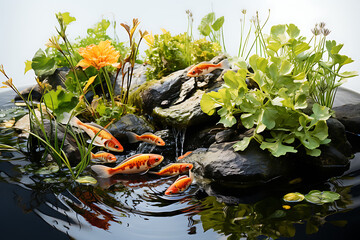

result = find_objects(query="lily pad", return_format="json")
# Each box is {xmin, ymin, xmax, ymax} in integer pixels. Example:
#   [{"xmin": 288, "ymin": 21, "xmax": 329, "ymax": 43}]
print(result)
[
  {"xmin": 283, "ymin": 192, "xmax": 305, "ymax": 202},
  {"xmin": 304, "ymin": 190, "xmax": 340, "ymax": 205},
  {"xmin": 75, "ymin": 176, "xmax": 97, "ymax": 185},
  {"xmin": 35, "ymin": 163, "xmax": 59, "ymax": 175}
]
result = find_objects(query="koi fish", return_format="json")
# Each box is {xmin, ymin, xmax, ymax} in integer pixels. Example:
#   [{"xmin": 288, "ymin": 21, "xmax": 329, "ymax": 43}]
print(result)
[
  {"xmin": 90, "ymin": 151, "xmax": 117, "ymax": 163},
  {"xmin": 187, "ymin": 59, "xmax": 230, "ymax": 77},
  {"xmin": 150, "ymin": 163, "xmax": 193, "ymax": 176},
  {"xmin": 91, "ymin": 153, "xmax": 164, "ymax": 178},
  {"xmin": 165, "ymin": 171, "xmax": 193, "ymax": 195},
  {"xmin": 126, "ymin": 132, "xmax": 165, "ymax": 146},
  {"xmin": 62, "ymin": 112, "xmax": 123, "ymax": 152},
  {"xmin": 177, "ymin": 151, "xmax": 193, "ymax": 160}
]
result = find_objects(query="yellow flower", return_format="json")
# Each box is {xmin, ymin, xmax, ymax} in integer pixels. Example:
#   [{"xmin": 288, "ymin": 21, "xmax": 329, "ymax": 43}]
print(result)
[
  {"xmin": 1, "ymin": 78, "xmax": 13, "ymax": 88},
  {"xmin": 282, "ymin": 205, "xmax": 291, "ymax": 210},
  {"xmin": 46, "ymin": 36, "xmax": 62, "ymax": 51},
  {"xmin": 77, "ymin": 40, "xmax": 121, "ymax": 70},
  {"xmin": 144, "ymin": 31, "xmax": 154, "ymax": 47}
]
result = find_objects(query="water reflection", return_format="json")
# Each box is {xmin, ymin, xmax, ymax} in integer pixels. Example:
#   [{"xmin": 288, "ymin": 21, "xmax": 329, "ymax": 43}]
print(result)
[{"xmin": 1, "ymin": 126, "xmax": 360, "ymax": 239}]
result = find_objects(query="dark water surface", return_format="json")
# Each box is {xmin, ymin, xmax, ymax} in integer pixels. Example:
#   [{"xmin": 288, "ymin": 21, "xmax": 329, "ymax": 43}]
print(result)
[{"xmin": 1, "ymin": 88, "xmax": 360, "ymax": 240}]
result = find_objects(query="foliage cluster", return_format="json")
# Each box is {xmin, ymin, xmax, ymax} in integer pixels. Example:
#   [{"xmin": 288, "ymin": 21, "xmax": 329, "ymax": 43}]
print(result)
[
  {"xmin": 144, "ymin": 31, "xmax": 221, "ymax": 80},
  {"xmin": 201, "ymin": 23, "xmax": 357, "ymax": 157}
]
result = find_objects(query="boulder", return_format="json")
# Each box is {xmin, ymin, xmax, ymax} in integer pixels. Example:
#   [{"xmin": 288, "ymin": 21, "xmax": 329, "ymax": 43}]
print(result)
[{"xmin": 334, "ymin": 103, "xmax": 360, "ymax": 134}]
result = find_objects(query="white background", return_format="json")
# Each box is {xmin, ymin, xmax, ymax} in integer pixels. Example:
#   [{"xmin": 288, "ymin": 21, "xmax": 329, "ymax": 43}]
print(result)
[{"xmin": 0, "ymin": 0, "xmax": 359, "ymax": 92}]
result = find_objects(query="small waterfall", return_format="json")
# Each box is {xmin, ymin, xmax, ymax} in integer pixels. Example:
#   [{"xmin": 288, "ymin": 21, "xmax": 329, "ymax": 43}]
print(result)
[{"xmin": 172, "ymin": 127, "xmax": 187, "ymax": 160}]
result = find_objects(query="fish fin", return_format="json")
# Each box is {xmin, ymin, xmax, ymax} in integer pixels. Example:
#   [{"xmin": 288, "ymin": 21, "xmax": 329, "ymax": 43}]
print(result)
[
  {"xmin": 94, "ymin": 151, "xmax": 107, "ymax": 154},
  {"xmin": 139, "ymin": 169, "xmax": 149, "ymax": 175},
  {"xmin": 126, "ymin": 132, "xmax": 140, "ymax": 143},
  {"xmin": 148, "ymin": 171, "xmax": 159, "ymax": 175},
  {"xmin": 219, "ymin": 59, "xmax": 231, "ymax": 69},
  {"xmin": 189, "ymin": 170, "xmax": 194, "ymax": 181},
  {"xmin": 91, "ymin": 159, "xmax": 106, "ymax": 164},
  {"xmin": 60, "ymin": 112, "xmax": 80, "ymax": 126},
  {"xmin": 86, "ymin": 139, "xmax": 103, "ymax": 147},
  {"xmin": 119, "ymin": 153, "xmax": 143, "ymax": 164},
  {"xmin": 87, "ymin": 122, "xmax": 112, "ymax": 134},
  {"xmin": 141, "ymin": 132, "xmax": 155, "ymax": 136},
  {"xmin": 91, "ymin": 165, "xmax": 113, "ymax": 178},
  {"xmin": 175, "ymin": 175, "xmax": 189, "ymax": 182}
]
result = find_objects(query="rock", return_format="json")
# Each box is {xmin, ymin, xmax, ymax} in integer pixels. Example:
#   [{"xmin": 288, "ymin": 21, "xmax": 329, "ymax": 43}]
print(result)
[
  {"xmin": 107, "ymin": 113, "xmax": 155, "ymax": 149},
  {"xmin": 326, "ymin": 118, "xmax": 352, "ymax": 157},
  {"xmin": 153, "ymin": 90, "xmax": 216, "ymax": 127},
  {"xmin": 114, "ymin": 63, "xmax": 150, "ymax": 95},
  {"xmin": 14, "ymin": 85, "xmax": 42, "ymax": 103},
  {"xmin": 183, "ymin": 141, "xmax": 286, "ymax": 185},
  {"xmin": 334, "ymin": 103, "xmax": 360, "ymax": 134}
]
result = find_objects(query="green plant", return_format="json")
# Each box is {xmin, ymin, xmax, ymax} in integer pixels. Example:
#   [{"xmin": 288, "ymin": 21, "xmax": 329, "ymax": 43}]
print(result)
[
  {"xmin": 201, "ymin": 54, "xmax": 331, "ymax": 157},
  {"xmin": 145, "ymin": 31, "xmax": 221, "ymax": 80},
  {"xmin": 266, "ymin": 23, "xmax": 358, "ymax": 109},
  {"xmin": 198, "ymin": 12, "xmax": 226, "ymax": 52}
]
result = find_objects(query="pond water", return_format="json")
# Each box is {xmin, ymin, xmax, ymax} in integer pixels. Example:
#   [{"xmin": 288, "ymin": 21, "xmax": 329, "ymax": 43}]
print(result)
[{"xmin": 1, "ymin": 89, "xmax": 360, "ymax": 240}]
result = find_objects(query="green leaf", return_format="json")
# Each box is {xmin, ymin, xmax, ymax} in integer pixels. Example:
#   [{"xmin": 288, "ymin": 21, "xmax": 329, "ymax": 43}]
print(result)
[
  {"xmin": 304, "ymin": 190, "xmax": 340, "ymax": 205},
  {"xmin": 233, "ymin": 137, "xmax": 252, "ymax": 151},
  {"xmin": 35, "ymin": 163, "xmax": 59, "ymax": 175},
  {"xmin": 262, "ymin": 108, "xmax": 277, "ymax": 129},
  {"xmin": 271, "ymin": 24, "xmax": 286, "ymax": 38},
  {"xmin": 311, "ymin": 103, "xmax": 331, "ymax": 121},
  {"xmin": 339, "ymin": 71, "xmax": 358, "ymax": 78},
  {"xmin": 43, "ymin": 87, "xmax": 78, "ymax": 121},
  {"xmin": 60, "ymin": 12, "xmax": 76, "ymax": 26},
  {"xmin": 31, "ymin": 49, "xmax": 57, "ymax": 78},
  {"xmin": 286, "ymin": 24, "xmax": 300, "ymax": 38},
  {"xmin": 260, "ymin": 139, "xmax": 297, "ymax": 157},
  {"xmin": 76, "ymin": 176, "xmax": 97, "ymax": 185},
  {"xmin": 279, "ymin": 60, "xmax": 294, "ymax": 75},
  {"xmin": 200, "ymin": 91, "xmax": 222, "ymax": 115},
  {"xmin": 212, "ymin": 16, "xmax": 224, "ymax": 31},
  {"xmin": 293, "ymin": 42, "xmax": 310, "ymax": 55},
  {"xmin": 24, "ymin": 60, "xmax": 32, "ymax": 74}
]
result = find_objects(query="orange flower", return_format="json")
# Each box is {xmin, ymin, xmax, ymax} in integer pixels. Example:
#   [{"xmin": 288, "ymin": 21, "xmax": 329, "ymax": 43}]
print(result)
[{"xmin": 77, "ymin": 40, "xmax": 121, "ymax": 70}]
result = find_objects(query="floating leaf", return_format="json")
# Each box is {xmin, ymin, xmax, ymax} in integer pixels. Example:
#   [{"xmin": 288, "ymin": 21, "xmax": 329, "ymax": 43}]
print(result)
[
  {"xmin": 283, "ymin": 192, "xmax": 305, "ymax": 202},
  {"xmin": 76, "ymin": 176, "xmax": 97, "ymax": 185},
  {"xmin": 304, "ymin": 190, "xmax": 340, "ymax": 205},
  {"xmin": 36, "ymin": 163, "xmax": 59, "ymax": 175}
]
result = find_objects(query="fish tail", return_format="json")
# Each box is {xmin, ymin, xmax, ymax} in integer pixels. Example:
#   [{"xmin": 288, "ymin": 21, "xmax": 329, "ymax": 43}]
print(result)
[
  {"xmin": 219, "ymin": 59, "xmax": 231, "ymax": 69},
  {"xmin": 90, "ymin": 152, "xmax": 96, "ymax": 159},
  {"xmin": 91, "ymin": 165, "xmax": 113, "ymax": 178},
  {"xmin": 61, "ymin": 112, "xmax": 81, "ymax": 127},
  {"xmin": 126, "ymin": 132, "xmax": 140, "ymax": 143}
]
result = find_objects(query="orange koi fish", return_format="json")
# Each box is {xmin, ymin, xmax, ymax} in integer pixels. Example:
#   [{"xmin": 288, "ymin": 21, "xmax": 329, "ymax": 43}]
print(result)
[
  {"xmin": 126, "ymin": 132, "xmax": 165, "ymax": 146},
  {"xmin": 165, "ymin": 171, "xmax": 193, "ymax": 195},
  {"xmin": 90, "ymin": 151, "xmax": 117, "ymax": 163},
  {"xmin": 63, "ymin": 112, "xmax": 123, "ymax": 152},
  {"xmin": 150, "ymin": 163, "xmax": 193, "ymax": 176},
  {"xmin": 187, "ymin": 59, "xmax": 230, "ymax": 77},
  {"xmin": 91, "ymin": 153, "xmax": 164, "ymax": 178},
  {"xmin": 177, "ymin": 151, "xmax": 193, "ymax": 160}
]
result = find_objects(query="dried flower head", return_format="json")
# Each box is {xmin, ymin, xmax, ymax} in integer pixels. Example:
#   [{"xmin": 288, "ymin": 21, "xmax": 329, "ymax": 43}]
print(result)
[
  {"xmin": 186, "ymin": 9, "xmax": 193, "ymax": 18},
  {"xmin": 1, "ymin": 78, "xmax": 13, "ymax": 88},
  {"xmin": 45, "ymin": 36, "xmax": 62, "ymax": 51},
  {"xmin": 321, "ymin": 28, "xmax": 331, "ymax": 36},
  {"xmin": 311, "ymin": 27, "xmax": 321, "ymax": 36},
  {"xmin": 242, "ymin": 9, "xmax": 247, "ymax": 15},
  {"xmin": 319, "ymin": 22, "xmax": 326, "ymax": 29},
  {"xmin": 77, "ymin": 40, "xmax": 121, "ymax": 70}
]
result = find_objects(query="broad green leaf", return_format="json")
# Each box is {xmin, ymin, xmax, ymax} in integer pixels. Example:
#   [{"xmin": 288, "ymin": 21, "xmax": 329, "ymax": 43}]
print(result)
[
  {"xmin": 31, "ymin": 48, "xmax": 57, "ymax": 78},
  {"xmin": 306, "ymin": 148, "xmax": 321, "ymax": 156},
  {"xmin": 332, "ymin": 54, "xmax": 354, "ymax": 66},
  {"xmin": 331, "ymin": 43, "xmax": 343, "ymax": 55},
  {"xmin": 270, "ymin": 24, "xmax": 286, "ymax": 38},
  {"xmin": 200, "ymin": 91, "xmax": 222, "ymax": 115},
  {"xmin": 249, "ymin": 54, "xmax": 259, "ymax": 70},
  {"xmin": 256, "ymin": 57, "xmax": 268, "ymax": 72},
  {"xmin": 260, "ymin": 138, "xmax": 297, "ymax": 157},
  {"xmin": 199, "ymin": 24, "xmax": 211, "ymax": 36},
  {"xmin": 311, "ymin": 103, "xmax": 331, "ymax": 121},
  {"xmin": 286, "ymin": 24, "xmax": 300, "ymax": 38},
  {"xmin": 279, "ymin": 60, "xmax": 294, "ymax": 75},
  {"xmin": 76, "ymin": 176, "xmax": 97, "ymax": 185},
  {"xmin": 261, "ymin": 108, "xmax": 277, "ymax": 129},
  {"xmin": 326, "ymin": 40, "xmax": 337, "ymax": 54},
  {"xmin": 267, "ymin": 41, "xmax": 282, "ymax": 52},
  {"xmin": 24, "ymin": 60, "xmax": 32, "ymax": 74},
  {"xmin": 233, "ymin": 137, "xmax": 252, "ymax": 151},
  {"xmin": 304, "ymin": 190, "xmax": 340, "ymax": 205},
  {"xmin": 212, "ymin": 16, "xmax": 224, "ymax": 31},
  {"xmin": 218, "ymin": 113, "xmax": 236, "ymax": 127},
  {"xmin": 43, "ymin": 87, "xmax": 78, "ymax": 121}
]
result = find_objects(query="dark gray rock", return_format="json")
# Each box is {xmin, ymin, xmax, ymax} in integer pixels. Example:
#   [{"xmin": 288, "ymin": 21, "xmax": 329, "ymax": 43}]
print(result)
[
  {"xmin": 107, "ymin": 113, "xmax": 155, "ymax": 147},
  {"xmin": 114, "ymin": 63, "xmax": 150, "ymax": 95},
  {"xmin": 326, "ymin": 118, "xmax": 352, "ymax": 157},
  {"xmin": 334, "ymin": 103, "xmax": 360, "ymax": 134}
]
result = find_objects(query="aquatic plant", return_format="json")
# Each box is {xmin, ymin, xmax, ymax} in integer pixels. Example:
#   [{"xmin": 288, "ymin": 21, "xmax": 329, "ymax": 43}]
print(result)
[{"xmin": 1, "ymin": 66, "xmax": 95, "ymax": 180}]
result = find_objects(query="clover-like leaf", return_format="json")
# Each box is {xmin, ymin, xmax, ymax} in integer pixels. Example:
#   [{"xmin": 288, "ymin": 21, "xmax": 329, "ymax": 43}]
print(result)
[{"xmin": 233, "ymin": 137, "xmax": 252, "ymax": 151}]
